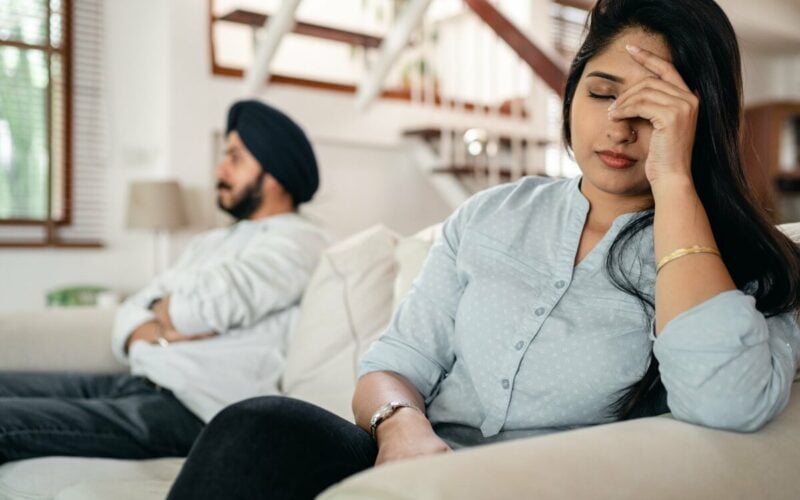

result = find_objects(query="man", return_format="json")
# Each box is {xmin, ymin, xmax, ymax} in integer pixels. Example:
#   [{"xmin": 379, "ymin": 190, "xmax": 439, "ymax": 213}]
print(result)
[{"xmin": 0, "ymin": 100, "xmax": 329, "ymax": 463}]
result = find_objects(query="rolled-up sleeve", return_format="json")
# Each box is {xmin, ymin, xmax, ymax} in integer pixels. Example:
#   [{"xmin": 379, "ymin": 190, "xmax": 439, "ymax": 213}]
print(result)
[
  {"xmin": 654, "ymin": 289, "xmax": 800, "ymax": 432},
  {"xmin": 358, "ymin": 194, "xmax": 482, "ymax": 401},
  {"xmin": 168, "ymin": 226, "xmax": 327, "ymax": 335}
]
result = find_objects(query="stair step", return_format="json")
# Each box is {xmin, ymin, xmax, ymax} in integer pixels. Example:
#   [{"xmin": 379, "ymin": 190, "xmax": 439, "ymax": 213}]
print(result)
[
  {"xmin": 432, "ymin": 165, "xmax": 547, "ymax": 180},
  {"xmin": 404, "ymin": 128, "xmax": 553, "ymax": 148}
]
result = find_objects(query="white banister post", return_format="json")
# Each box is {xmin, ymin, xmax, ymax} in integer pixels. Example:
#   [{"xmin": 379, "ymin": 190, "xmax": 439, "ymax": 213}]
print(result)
[
  {"xmin": 355, "ymin": 0, "xmax": 434, "ymax": 111},
  {"xmin": 242, "ymin": 0, "xmax": 303, "ymax": 96}
]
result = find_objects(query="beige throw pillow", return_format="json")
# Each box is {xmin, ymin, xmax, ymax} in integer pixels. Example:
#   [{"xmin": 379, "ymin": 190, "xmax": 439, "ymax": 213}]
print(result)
[
  {"xmin": 392, "ymin": 224, "xmax": 442, "ymax": 312},
  {"xmin": 282, "ymin": 225, "xmax": 400, "ymax": 421}
]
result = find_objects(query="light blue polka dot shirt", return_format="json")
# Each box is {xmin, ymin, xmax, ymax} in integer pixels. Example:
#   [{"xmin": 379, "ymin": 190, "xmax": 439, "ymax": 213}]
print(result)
[{"xmin": 358, "ymin": 175, "xmax": 800, "ymax": 449}]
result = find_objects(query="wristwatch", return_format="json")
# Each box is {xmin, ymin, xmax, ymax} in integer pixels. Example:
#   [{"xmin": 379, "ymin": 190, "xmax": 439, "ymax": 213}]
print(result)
[
  {"xmin": 369, "ymin": 401, "xmax": 422, "ymax": 440},
  {"xmin": 154, "ymin": 322, "xmax": 170, "ymax": 348}
]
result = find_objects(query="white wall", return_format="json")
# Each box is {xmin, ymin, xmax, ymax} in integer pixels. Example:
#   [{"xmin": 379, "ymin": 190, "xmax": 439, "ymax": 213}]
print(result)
[
  {"xmin": 304, "ymin": 140, "xmax": 453, "ymax": 240},
  {"xmin": 770, "ymin": 54, "xmax": 800, "ymax": 101},
  {"xmin": 742, "ymin": 46, "xmax": 800, "ymax": 105}
]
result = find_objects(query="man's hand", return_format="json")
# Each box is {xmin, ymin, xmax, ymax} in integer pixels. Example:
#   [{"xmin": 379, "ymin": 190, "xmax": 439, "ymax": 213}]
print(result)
[
  {"xmin": 374, "ymin": 407, "xmax": 451, "ymax": 466},
  {"xmin": 150, "ymin": 296, "xmax": 175, "ymax": 331},
  {"xmin": 161, "ymin": 328, "xmax": 218, "ymax": 343},
  {"xmin": 125, "ymin": 320, "xmax": 161, "ymax": 353},
  {"xmin": 124, "ymin": 319, "xmax": 217, "ymax": 353}
]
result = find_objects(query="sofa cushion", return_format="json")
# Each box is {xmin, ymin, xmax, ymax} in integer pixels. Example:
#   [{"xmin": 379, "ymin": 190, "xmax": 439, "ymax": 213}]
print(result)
[
  {"xmin": 0, "ymin": 457, "xmax": 182, "ymax": 500},
  {"xmin": 392, "ymin": 224, "xmax": 441, "ymax": 312},
  {"xmin": 0, "ymin": 306, "xmax": 123, "ymax": 373},
  {"xmin": 320, "ymin": 382, "xmax": 800, "ymax": 500},
  {"xmin": 55, "ymin": 479, "xmax": 172, "ymax": 500},
  {"xmin": 281, "ymin": 225, "xmax": 400, "ymax": 421}
]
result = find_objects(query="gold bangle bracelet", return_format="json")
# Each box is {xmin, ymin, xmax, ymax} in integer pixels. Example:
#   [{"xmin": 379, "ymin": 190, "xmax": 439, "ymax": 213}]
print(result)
[{"xmin": 656, "ymin": 245, "xmax": 720, "ymax": 274}]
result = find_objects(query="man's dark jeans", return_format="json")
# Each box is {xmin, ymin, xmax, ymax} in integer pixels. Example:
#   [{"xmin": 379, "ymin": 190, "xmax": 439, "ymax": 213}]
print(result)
[{"xmin": 0, "ymin": 372, "xmax": 204, "ymax": 464}]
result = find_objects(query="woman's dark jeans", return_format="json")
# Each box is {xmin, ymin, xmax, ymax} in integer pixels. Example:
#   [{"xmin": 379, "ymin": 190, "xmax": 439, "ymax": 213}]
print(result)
[{"xmin": 167, "ymin": 396, "xmax": 378, "ymax": 500}]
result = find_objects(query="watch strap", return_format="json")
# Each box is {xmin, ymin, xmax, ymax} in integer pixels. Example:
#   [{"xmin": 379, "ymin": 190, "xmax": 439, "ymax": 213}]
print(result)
[{"xmin": 369, "ymin": 401, "xmax": 422, "ymax": 441}]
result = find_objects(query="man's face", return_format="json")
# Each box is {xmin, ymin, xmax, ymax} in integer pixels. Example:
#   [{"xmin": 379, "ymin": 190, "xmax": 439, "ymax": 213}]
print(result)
[{"xmin": 215, "ymin": 131, "xmax": 266, "ymax": 220}]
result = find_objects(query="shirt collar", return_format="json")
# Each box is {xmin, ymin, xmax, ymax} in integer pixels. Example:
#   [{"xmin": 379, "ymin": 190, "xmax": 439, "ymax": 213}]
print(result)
[
  {"xmin": 570, "ymin": 175, "xmax": 654, "ymax": 230},
  {"xmin": 232, "ymin": 212, "xmax": 303, "ymax": 231}
]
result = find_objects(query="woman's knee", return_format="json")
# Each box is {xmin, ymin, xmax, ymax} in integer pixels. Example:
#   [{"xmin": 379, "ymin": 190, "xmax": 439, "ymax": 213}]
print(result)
[{"xmin": 206, "ymin": 396, "xmax": 325, "ymax": 437}]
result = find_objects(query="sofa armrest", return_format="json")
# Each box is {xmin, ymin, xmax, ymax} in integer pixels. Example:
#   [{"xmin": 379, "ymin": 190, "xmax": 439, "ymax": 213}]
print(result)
[
  {"xmin": 0, "ymin": 307, "xmax": 126, "ymax": 373},
  {"xmin": 319, "ymin": 384, "xmax": 800, "ymax": 500}
]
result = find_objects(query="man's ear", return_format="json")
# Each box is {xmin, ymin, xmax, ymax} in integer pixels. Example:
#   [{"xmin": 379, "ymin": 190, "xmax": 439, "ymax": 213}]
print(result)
[
  {"xmin": 262, "ymin": 173, "xmax": 295, "ymax": 208},
  {"xmin": 262, "ymin": 173, "xmax": 281, "ymax": 192},
  {"xmin": 263, "ymin": 173, "xmax": 291, "ymax": 198}
]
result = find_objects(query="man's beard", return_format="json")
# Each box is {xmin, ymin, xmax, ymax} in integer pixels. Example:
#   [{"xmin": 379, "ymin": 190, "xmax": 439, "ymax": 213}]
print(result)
[{"xmin": 217, "ymin": 172, "xmax": 265, "ymax": 221}]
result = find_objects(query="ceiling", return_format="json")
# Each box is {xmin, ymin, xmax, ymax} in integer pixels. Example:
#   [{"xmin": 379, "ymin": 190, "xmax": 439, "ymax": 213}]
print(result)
[
  {"xmin": 718, "ymin": 0, "xmax": 800, "ymax": 52},
  {"xmin": 558, "ymin": 0, "xmax": 800, "ymax": 52}
]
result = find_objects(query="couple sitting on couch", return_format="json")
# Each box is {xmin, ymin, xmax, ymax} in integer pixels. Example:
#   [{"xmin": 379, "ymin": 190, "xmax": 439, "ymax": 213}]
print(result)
[{"xmin": 4, "ymin": 2, "xmax": 800, "ymax": 499}]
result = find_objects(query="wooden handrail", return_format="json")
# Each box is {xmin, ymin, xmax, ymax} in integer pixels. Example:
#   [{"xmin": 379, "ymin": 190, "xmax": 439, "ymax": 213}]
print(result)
[
  {"xmin": 0, "ymin": 241, "xmax": 103, "ymax": 248},
  {"xmin": 554, "ymin": 0, "xmax": 594, "ymax": 10},
  {"xmin": 217, "ymin": 9, "xmax": 383, "ymax": 49},
  {"xmin": 464, "ymin": 0, "xmax": 567, "ymax": 98}
]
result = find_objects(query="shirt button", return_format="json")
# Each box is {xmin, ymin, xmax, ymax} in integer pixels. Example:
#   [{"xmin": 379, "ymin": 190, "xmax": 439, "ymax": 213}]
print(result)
[
  {"xmin": 555, "ymin": 280, "xmax": 566, "ymax": 289},
  {"xmin": 514, "ymin": 341, "xmax": 525, "ymax": 350},
  {"xmin": 535, "ymin": 307, "xmax": 546, "ymax": 316},
  {"xmin": 501, "ymin": 379, "xmax": 510, "ymax": 389}
]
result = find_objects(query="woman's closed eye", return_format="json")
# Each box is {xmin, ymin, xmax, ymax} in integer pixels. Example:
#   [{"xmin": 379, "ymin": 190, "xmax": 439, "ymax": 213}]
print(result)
[{"xmin": 589, "ymin": 91, "xmax": 616, "ymax": 100}]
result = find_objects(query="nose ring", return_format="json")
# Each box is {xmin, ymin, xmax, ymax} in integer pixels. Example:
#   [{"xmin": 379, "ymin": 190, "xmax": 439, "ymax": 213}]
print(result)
[{"xmin": 630, "ymin": 128, "xmax": 637, "ymax": 141}]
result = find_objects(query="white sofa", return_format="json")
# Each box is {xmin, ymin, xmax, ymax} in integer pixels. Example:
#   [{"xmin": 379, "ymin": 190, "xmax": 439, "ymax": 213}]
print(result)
[{"xmin": 2, "ymin": 223, "xmax": 800, "ymax": 500}]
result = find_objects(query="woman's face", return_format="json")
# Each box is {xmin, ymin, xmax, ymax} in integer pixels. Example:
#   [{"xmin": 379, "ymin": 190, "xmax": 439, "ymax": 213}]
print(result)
[{"xmin": 570, "ymin": 27, "xmax": 673, "ymax": 203}]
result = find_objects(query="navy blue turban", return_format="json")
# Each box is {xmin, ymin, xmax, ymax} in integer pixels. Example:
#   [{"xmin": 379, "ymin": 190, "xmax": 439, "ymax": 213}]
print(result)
[{"xmin": 225, "ymin": 100, "xmax": 319, "ymax": 205}]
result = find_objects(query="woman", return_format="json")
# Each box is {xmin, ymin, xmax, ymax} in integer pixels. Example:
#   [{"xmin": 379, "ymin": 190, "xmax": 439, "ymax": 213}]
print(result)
[{"xmin": 168, "ymin": 0, "xmax": 800, "ymax": 498}]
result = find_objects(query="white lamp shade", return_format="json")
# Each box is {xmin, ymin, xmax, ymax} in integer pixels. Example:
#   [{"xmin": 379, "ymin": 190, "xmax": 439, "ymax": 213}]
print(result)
[{"xmin": 126, "ymin": 180, "xmax": 189, "ymax": 230}]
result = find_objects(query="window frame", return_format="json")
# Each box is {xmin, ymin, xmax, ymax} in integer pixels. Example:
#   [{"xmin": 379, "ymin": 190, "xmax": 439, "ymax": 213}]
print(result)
[{"xmin": 0, "ymin": 0, "xmax": 73, "ymax": 230}]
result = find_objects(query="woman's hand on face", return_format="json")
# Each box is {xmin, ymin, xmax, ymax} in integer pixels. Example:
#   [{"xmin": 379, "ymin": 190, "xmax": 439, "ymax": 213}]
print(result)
[
  {"xmin": 607, "ymin": 44, "xmax": 699, "ymax": 189},
  {"xmin": 374, "ymin": 407, "xmax": 451, "ymax": 466}
]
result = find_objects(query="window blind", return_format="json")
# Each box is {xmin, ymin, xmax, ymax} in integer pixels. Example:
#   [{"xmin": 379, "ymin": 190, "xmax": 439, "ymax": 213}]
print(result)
[{"xmin": 57, "ymin": 0, "xmax": 105, "ymax": 243}]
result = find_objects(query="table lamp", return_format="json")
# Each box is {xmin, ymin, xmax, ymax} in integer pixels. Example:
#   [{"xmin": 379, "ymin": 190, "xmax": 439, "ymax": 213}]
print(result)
[{"xmin": 126, "ymin": 180, "xmax": 189, "ymax": 276}]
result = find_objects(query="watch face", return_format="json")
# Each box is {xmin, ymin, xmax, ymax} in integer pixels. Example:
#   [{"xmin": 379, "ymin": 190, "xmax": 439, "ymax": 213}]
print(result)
[
  {"xmin": 370, "ymin": 402, "xmax": 419, "ymax": 440},
  {"xmin": 378, "ymin": 403, "xmax": 394, "ymax": 419},
  {"xmin": 371, "ymin": 403, "xmax": 391, "ymax": 426}
]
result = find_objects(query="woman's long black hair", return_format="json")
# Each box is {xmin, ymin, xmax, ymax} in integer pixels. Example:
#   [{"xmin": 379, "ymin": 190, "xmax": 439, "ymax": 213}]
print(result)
[{"xmin": 561, "ymin": 0, "xmax": 800, "ymax": 420}]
